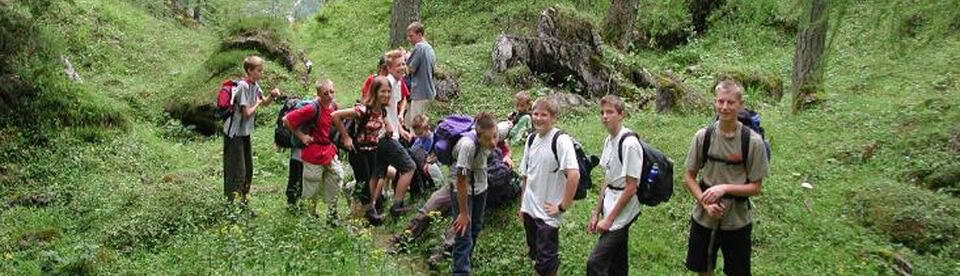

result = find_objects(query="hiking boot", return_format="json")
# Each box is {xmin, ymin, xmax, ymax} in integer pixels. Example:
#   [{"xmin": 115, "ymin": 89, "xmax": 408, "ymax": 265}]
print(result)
[
  {"xmin": 426, "ymin": 249, "xmax": 449, "ymax": 269},
  {"xmin": 389, "ymin": 202, "xmax": 412, "ymax": 217},
  {"xmin": 364, "ymin": 209, "xmax": 384, "ymax": 226}
]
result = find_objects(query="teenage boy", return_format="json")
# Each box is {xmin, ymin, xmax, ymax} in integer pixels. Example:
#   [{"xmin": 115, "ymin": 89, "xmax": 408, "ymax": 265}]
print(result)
[
  {"xmin": 222, "ymin": 55, "xmax": 280, "ymax": 216},
  {"xmin": 449, "ymin": 112, "xmax": 498, "ymax": 276},
  {"xmin": 683, "ymin": 80, "xmax": 769, "ymax": 276},
  {"xmin": 586, "ymin": 95, "xmax": 643, "ymax": 276},
  {"xmin": 519, "ymin": 97, "xmax": 580, "ymax": 276},
  {"xmin": 403, "ymin": 21, "xmax": 437, "ymax": 128}
]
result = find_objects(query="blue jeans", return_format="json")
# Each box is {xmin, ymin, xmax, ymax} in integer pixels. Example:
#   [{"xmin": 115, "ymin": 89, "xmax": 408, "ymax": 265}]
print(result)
[{"xmin": 450, "ymin": 189, "xmax": 487, "ymax": 276}]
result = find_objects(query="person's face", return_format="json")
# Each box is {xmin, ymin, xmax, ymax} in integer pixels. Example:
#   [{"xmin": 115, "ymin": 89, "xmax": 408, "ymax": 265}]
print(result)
[
  {"xmin": 247, "ymin": 65, "xmax": 263, "ymax": 82},
  {"xmin": 714, "ymin": 90, "xmax": 743, "ymax": 122},
  {"xmin": 414, "ymin": 125, "xmax": 428, "ymax": 137},
  {"xmin": 389, "ymin": 60, "xmax": 406, "ymax": 78},
  {"xmin": 600, "ymin": 104, "xmax": 624, "ymax": 133},
  {"xmin": 318, "ymin": 84, "xmax": 335, "ymax": 103},
  {"xmin": 531, "ymin": 106, "xmax": 555, "ymax": 132},
  {"xmin": 376, "ymin": 82, "xmax": 391, "ymax": 105},
  {"xmin": 477, "ymin": 127, "xmax": 498, "ymax": 149},
  {"xmin": 406, "ymin": 30, "xmax": 420, "ymax": 44},
  {"xmin": 515, "ymin": 99, "xmax": 530, "ymax": 112}
]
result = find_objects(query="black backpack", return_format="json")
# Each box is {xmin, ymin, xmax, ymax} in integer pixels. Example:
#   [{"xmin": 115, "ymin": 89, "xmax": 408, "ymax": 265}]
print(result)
[
  {"xmin": 274, "ymin": 98, "xmax": 319, "ymax": 149},
  {"xmin": 618, "ymin": 132, "xmax": 674, "ymax": 206},
  {"xmin": 526, "ymin": 131, "xmax": 600, "ymax": 200},
  {"xmin": 485, "ymin": 147, "xmax": 521, "ymax": 208}
]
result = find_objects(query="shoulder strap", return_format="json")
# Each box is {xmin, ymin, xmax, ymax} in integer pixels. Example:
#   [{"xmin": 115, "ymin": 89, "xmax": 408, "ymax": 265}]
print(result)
[
  {"xmin": 701, "ymin": 126, "xmax": 713, "ymax": 168},
  {"xmin": 310, "ymin": 101, "xmax": 320, "ymax": 123},
  {"xmin": 740, "ymin": 125, "xmax": 751, "ymax": 175},
  {"xmin": 551, "ymin": 130, "xmax": 564, "ymax": 173},
  {"xmin": 618, "ymin": 132, "xmax": 640, "ymax": 163}
]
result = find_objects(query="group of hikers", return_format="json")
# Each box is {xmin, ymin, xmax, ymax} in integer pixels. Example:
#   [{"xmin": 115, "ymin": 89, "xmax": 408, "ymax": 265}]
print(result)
[{"xmin": 217, "ymin": 21, "xmax": 770, "ymax": 276}]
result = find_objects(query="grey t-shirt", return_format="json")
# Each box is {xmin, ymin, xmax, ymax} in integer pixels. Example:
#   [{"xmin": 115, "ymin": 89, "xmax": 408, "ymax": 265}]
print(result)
[
  {"xmin": 223, "ymin": 80, "xmax": 262, "ymax": 137},
  {"xmin": 449, "ymin": 132, "xmax": 490, "ymax": 195},
  {"xmin": 684, "ymin": 121, "xmax": 770, "ymax": 230},
  {"xmin": 407, "ymin": 41, "xmax": 436, "ymax": 101}
]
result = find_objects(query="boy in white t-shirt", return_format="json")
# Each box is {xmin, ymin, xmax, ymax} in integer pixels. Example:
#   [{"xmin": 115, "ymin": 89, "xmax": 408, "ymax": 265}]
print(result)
[
  {"xmin": 518, "ymin": 97, "xmax": 580, "ymax": 276},
  {"xmin": 586, "ymin": 95, "xmax": 643, "ymax": 275}
]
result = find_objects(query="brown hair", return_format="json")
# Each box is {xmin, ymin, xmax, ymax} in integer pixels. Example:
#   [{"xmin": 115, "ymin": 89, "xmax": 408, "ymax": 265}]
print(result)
[
  {"xmin": 600, "ymin": 95, "xmax": 626, "ymax": 115},
  {"xmin": 407, "ymin": 22, "xmax": 425, "ymax": 35},
  {"xmin": 515, "ymin": 91, "xmax": 532, "ymax": 105},
  {"xmin": 366, "ymin": 76, "xmax": 390, "ymax": 107},
  {"xmin": 474, "ymin": 112, "xmax": 496, "ymax": 132},
  {"xmin": 412, "ymin": 114, "xmax": 430, "ymax": 130}
]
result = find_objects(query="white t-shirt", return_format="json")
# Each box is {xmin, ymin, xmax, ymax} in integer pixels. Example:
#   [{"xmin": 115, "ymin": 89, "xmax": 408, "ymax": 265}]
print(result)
[
  {"xmin": 599, "ymin": 128, "xmax": 643, "ymax": 231},
  {"xmin": 385, "ymin": 75, "xmax": 403, "ymax": 140},
  {"xmin": 519, "ymin": 128, "xmax": 580, "ymax": 228}
]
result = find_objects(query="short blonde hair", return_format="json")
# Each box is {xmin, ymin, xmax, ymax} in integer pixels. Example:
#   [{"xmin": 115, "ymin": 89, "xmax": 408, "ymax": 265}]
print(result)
[
  {"xmin": 243, "ymin": 56, "xmax": 264, "ymax": 73},
  {"xmin": 714, "ymin": 79, "xmax": 744, "ymax": 100},
  {"xmin": 315, "ymin": 79, "xmax": 333, "ymax": 92},
  {"xmin": 533, "ymin": 97, "xmax": 560, "ymax": 117}
]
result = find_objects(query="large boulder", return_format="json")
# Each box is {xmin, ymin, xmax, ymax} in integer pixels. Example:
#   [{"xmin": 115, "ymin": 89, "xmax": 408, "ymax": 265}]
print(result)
[
  {"xmin": 434, "ymin": 68, "xmax": 460, "ymax": 102},
  {"xmin": 489, "ymin": 7, "xmax": 619, "ymax": 98}
]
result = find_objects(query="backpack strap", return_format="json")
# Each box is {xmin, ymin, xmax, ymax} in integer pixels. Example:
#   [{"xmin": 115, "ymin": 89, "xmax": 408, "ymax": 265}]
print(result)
[
  {"xmin": 550, "ymin": 130, "xmax": 564, "ymax": 173},
  {"xmin": 225, "ymin": 82, "xmax": 244, "ymax": 138},
  {"xmin": 618, "ymin": 131, "xmax": 641, "ymax": 164},
  {"xmin": 701, "ymin": 124, "xmax": 752, "ymax": 178},
  {"xmin": 739, "ymin": 125, "xmax": 751, "ymax": 179}
]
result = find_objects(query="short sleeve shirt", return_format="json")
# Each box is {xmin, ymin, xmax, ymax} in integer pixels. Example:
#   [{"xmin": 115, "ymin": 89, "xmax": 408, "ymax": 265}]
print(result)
[
  {"xmin": 684, "ymin": 121, "xmax": 770, "ymax": 230},
  {"xmin": 223, "ymin": 80, "xmax": 262, "ymax": 137},
  {"xmin": 599, "ymin": 128, "xmax": 644, "ymax": 231},
  {"xmin": 284, "ymin": 101, "xmax": 338, "ymax": 165},
  {"xmin": 353, "ymin": 105, "xmax": 386, "ymax": 151},
  {"xmin": 407, "ymin": 41, "xmax": 436, "ymax": 101},
  {"xmin": 519, "ymin": 128, "xmax": 580, "ymax": 228},
  {"xmin": 449, "ymin": 132, "xmax": 490, "ymax": 195}
]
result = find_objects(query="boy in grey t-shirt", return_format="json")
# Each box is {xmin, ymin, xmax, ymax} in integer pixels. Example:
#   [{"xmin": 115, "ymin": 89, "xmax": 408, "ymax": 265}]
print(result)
[
  {"xmin": 683, "ymin": 80, "xmax": 769, "ymax": 276},
  {"xmin": 403, "ymin": 21, "xmax": 437, "ymax": 127},
  {"xmin": 449, "ymin": 112, "xmax": 498, "ymax": 276},
  {"xmin": 223, "ymin": 55, "xmax": 280, "ymax": 214}
]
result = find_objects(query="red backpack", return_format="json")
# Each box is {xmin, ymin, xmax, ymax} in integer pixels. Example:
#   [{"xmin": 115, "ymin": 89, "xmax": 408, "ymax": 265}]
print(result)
[{"xmin": 214, "ymin": 79, "xmax": 239, "ymax": 120}]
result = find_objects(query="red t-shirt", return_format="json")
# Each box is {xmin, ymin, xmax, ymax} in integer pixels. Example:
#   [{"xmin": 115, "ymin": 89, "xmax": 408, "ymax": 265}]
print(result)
[
  {"xmin": 361, "ymin": 74, "xmax": 410, "ymax": 110},
  {"xmin": 284, "ymin": 102, "xmax": 338, "ymax": 165}
]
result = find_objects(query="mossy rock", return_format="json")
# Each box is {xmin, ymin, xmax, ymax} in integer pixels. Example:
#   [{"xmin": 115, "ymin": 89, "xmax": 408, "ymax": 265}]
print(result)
[
  {"xmin": 854, "ymin": 181, "xmax": 960, "ymax": 256},
  {"xmin": 503, "ymin": 64, "xmax": 536, "ymax": 89}
]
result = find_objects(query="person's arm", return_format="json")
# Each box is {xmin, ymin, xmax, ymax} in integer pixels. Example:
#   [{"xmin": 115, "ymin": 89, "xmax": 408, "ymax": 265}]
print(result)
[
  {"xmin": 588, "ymin": 183, "xmax": 606, "ymax": 234},
  {"xmin": 545, "ymin": 136, "xmax": 580, "ymax": 216},
  {"xmin": 597, "ymin": 176, "xmax": 636, "ymax": 232},
  {"xmin": 332, "ymin": 108, "xmax": 359, "ymax": 151},
  {"xmin": 452, "ymin": 169, "xmax": 470, "ymax": 236},
  {"xmin": 407, "ymin": 45, "xmax": 421, "ymax": 75},
  {"xmin": 283, "ymin": 105, "xmax": 313, "ymax": 145}
]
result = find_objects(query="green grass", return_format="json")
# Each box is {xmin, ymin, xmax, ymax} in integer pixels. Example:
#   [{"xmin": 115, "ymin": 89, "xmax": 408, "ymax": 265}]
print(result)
[{"xmin": 3, "ymin": 0, "xmax": 960, "ymax": 274}]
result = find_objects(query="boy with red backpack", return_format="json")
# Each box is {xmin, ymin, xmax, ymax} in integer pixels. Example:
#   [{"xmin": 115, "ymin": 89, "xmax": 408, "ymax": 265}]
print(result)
[
  {"xmin": 282, "ymin": 79, "xmax": 344, "ymax": 223},
  {"xmin": 221, "ymin": 56, "xmax": 281, "ymax": 216}
]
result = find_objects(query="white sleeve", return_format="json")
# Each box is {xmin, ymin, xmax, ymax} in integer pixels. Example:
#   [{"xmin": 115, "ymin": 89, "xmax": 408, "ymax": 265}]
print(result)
[
  {"xmin": 623, "ymin": 138, "xmax": 643, "ymax": 179},
  {"xmin": 557, "ymin": 135, "xmax": 579, "ymax": 171}
]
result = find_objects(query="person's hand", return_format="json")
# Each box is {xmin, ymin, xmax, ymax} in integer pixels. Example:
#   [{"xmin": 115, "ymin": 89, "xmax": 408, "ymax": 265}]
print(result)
[
  {"xmin": 401, "ymin": 130, "xmax": 413, "ymax": 143},
  {"xmin": 270, "ymin": 88, "xmax": 281, "ymax": 97},
  {"xmin": 341, "ymin": 137, "xmax": 355, "ymax": 152},
  {"xmin": 298, "ymin": 133, "xmax": 314, "ymax": 145},
  {"xmin": 587, "ymin": 213, "xmax": 599, "ymax": 234},
  {"xmin": 544, "ymin": 202, "xmax": 562, "ymax": 217},
  {"xmin": 704, "ymin": 202, "xmax": 727, "ymax": 219},
  {"xmin": 596, "ymin": 217, "xmax": 612, "ymax": 233},
  {"xmin": 503, "ymin": 156, "xmax": 515, "ymax": 169},
  {"xmin": 701, "ymin": 185, "xmax": 727, "ymax": 205},
  {"xmin": 453, "ymin": 213, "xmax": 470, "ymax": 237}
]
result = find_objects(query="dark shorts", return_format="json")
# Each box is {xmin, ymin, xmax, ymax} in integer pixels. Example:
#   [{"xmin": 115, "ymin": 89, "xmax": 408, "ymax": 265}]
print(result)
[
  {"xmin": 373, "ymin": 138, "xmax": 415, "ymax": 178},
  {"xmin": 523, "ymin": 213, "xmax": 559, "ymax": 275},
  {"xmin": 685, "ymin": 219, "xmax": 752, "ymax": 276}
]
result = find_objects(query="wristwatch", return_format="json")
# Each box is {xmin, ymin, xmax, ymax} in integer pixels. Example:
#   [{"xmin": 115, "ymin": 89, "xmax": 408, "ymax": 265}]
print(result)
[{"xmin": 558, "ymin": 204, "xmax": 566, "ymax": 213}]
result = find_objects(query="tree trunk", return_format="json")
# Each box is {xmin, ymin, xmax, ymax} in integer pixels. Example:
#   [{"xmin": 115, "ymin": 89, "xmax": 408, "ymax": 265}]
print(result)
[
  {"xmin": 688, "ymin": 0, "xmax": 724, "ymax": 35},
  {"xmin": 602, "ymin": 0, "xmax": 639, "ymax": 49},
  {"xmin": 791, "ymin": 0, "xmax": 829, "ymax": 113},
  {"xmin": 388, "ymin": 0, "xmax": 421, "ymax": 49}
]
